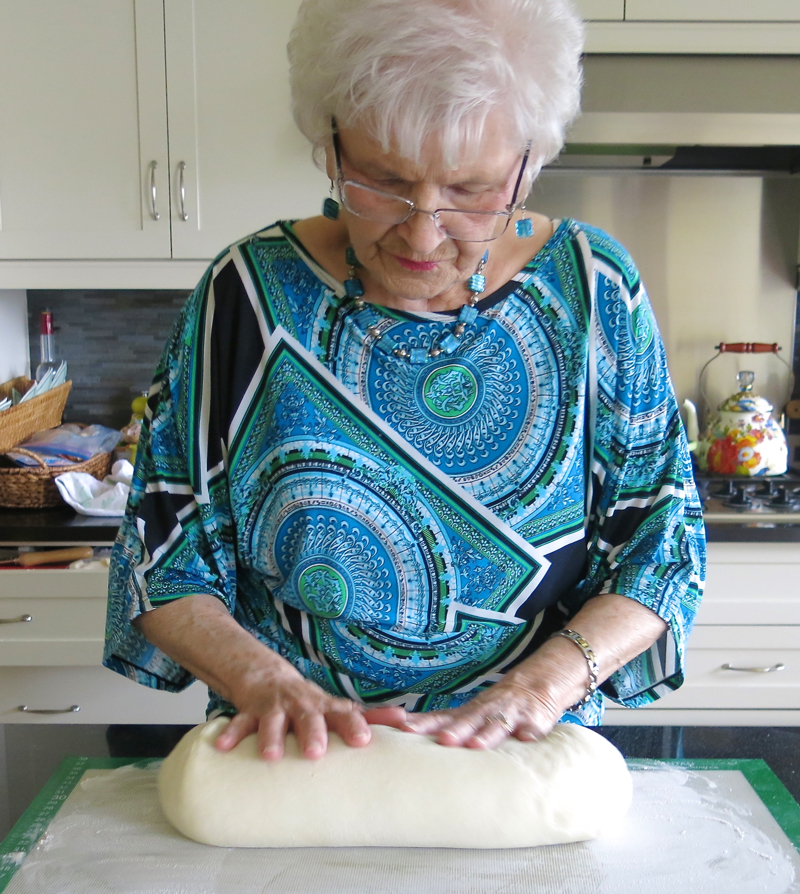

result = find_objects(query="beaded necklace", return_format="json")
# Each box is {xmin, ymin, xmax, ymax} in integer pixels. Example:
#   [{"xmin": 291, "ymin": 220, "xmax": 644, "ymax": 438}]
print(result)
[{"xmin": 342, "ymin": 248, "xmax": 489, "ymax": 364}]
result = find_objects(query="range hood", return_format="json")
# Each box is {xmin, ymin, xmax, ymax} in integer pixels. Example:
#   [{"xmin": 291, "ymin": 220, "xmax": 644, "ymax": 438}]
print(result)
[{"xmin": 555, "ymin": 56, "xmax": 800, "ymax": 173}]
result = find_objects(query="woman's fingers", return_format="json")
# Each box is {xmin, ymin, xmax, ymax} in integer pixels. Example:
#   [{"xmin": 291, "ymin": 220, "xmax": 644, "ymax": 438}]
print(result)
[
  {"xmin": 328, "ymin": 706, "xmax": 372, "ymax": 747},
  {"xmin": 361, "ymin": 705, "xmax": 407, "ymax": 728},
  {"xmin": 401, "ymin": 683, "xmax": 560, "ymax": 749},
  {"xmin": 292, "ymin": 709, "xmax": 329, "ymax": 759},
  {"xmin": 214, "ymin": 711, "xmax": 258, "ymax": 751},
  {"xmin": 400, "ymin": 711, "xmax": 449, "ymax": 735},
  {"xmin": 257, "ymin": 710, "xmax": 289, "ymax": 760}
]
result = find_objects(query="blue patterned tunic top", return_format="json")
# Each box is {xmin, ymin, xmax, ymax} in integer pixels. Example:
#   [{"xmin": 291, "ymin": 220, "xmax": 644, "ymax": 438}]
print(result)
[{"xmin": 104, "ymin": 218, "xmax": 706, "ymax": 725}]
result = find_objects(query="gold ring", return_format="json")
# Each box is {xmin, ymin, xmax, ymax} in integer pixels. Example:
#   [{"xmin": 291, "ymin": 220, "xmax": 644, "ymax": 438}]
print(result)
[{"xmin": 487, "ymin": 711, "xmax": 514, "ymax": 734}]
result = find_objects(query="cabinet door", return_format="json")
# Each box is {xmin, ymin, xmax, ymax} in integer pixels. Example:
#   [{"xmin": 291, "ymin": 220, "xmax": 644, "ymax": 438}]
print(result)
[
  {"xmin": 0, "ymin": 0, "xmax": 170, "ymax": 259},
  {"xmin": 165, "ymin": 0, "xmax": 329, "ymax": 260},
  {"xmin": 625, "ymin": 1, "xmax": 800, "ymax": 21},
  {"xmin": 575, "ymin": 0, "xmax": 624, "ymax": 20}
]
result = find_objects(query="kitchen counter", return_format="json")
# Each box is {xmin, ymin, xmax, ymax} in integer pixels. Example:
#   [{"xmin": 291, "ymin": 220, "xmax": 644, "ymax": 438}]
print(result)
[
  {"xmin": 1, "ymin": 505, "xmax": 799, "ymax": 546},
  {"xmin": 0, "ymin": 506, "xmax": 120, "ymax": 546},
  {"xmin": 2, "ymin": 723, "xmax": 799, "ymax": 844}
]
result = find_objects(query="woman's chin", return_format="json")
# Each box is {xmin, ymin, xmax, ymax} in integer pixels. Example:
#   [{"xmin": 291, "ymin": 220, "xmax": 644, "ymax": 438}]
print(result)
[{"xmin": 367, "ymin": 268, "xmax": 465, "ymax": 310}]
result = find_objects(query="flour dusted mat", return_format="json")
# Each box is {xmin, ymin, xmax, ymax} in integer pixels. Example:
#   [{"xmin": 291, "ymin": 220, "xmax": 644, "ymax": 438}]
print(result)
[{"xmin": 1, "ymin": 757, "xmax": 800, "ymax": 893}]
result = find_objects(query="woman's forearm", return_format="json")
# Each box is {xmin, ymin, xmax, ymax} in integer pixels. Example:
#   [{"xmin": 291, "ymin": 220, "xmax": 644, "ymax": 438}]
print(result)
[
  {"xmin": 133, "ymin": 595, "xmax": 385, "ymax": 758},
  {"xmin": 400, "ymin": 593, "xmax": 669, "ymax": 747},
  {"xmin": 514, "ymin": 593, "xmax": 669, "ymax": 711},
  {"xmin": 133, "ymin": 594, "xmax": 300, "ymax": 706}
]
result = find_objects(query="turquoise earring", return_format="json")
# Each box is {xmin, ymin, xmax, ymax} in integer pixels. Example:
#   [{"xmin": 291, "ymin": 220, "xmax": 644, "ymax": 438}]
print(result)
[
  {"xmin": 467, "ymin": 251, "xmax": 489, "ymax": 295},
  {"xmin": 323, "ymin": 180, "xmax": 339, "ymax": 220},
  {"xmin": 344, "ymin": 246, "xmax": 364, "ymax": 299},
  {"xmin": 515, "ymin": 214, "xmax": 534, "ymax": 238}
]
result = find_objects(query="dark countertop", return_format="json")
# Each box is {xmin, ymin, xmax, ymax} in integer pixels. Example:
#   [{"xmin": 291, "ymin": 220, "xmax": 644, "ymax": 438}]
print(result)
[
  {"xmin": 2, "ymin": 723, "xmax": 799, "ymax": 844},
  {"xmin": 0, "ymin": 506, "xmax": 121, "ymax": 545},
  {"xmin": 1, "ymin": 505, "xmax": 800, "ymax": 546}
]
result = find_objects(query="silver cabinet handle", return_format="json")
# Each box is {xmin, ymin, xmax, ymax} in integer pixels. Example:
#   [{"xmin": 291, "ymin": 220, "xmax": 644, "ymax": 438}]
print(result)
[
  {"xmin": 178, "ymin": 161, "xmax": 189, "ymax": 221},
  {"xmin": 0, "ymin": 614, "xmax": 32, "ymax": 624},
  {"xmin": 721, "ymin": 663, "xmax": 785, "ymax": 673},
  {"xmin": 17, "ymin": 705, "xmax": 80, "ymax": 714},
  {"xmin": 148, "ymin": 160, "xmax": 160, "ymax": 220}
]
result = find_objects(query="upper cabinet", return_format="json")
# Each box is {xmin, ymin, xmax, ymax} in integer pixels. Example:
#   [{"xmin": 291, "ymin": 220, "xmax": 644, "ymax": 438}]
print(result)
[
  {"xmin": 0, "ymin": 0, "xmax": 797, "ymax": 276},
  {"xmin": 0, "ymin": 0, "xmax": 169, "ymax": 260},
  {"xmin": 577, "ymin": 0, "xmax": 800, "ymax": 20},
  {"xmin": 0, "ymin": 0, "xmax": 326, "ymax": 265},
  {"xmin": 164, "ymin": 0, "xmax": 325, "ymax": 259},
  {"xmin": 625, "ymin": 1, "xmax": 800, "ymax": 21},
  {"xmin": 575, "ymin": 0, "xmax": 624, "ymax": 20}
]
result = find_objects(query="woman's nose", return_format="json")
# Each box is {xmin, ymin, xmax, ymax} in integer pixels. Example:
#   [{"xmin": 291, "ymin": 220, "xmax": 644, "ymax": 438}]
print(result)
[{"xmin": 398, "ymin": 208, "xmax": 449, "ymax": 255}]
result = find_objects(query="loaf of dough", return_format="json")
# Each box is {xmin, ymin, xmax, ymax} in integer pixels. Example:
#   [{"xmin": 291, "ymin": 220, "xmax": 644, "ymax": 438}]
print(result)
[{"xmin": 158, "ymin": 717, "xmax": 632, "ymax": 848}]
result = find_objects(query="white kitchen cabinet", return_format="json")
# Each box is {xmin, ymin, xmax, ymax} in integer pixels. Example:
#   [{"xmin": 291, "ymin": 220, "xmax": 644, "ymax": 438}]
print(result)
[
  {"xmin": 625, "ymin": 1, "xmax": 800, "ymax": 21},
  {"xmin": 164, "ymin": 0, "xmax": 326, "ymax": 259},
  {"xmin": 0, "ymin": 0, "xmax": 170, "ymax": 260},
  {"xmin": 575, "ymin": 0, "xmax": 624, "ymax": 21},
  {"xmin": 0, "ymin": 0, "xmax": 326, "ymax": 266},
  {"xmin": 0, "ymin": 567, "xmax": 207, "ymax": 724},
  {"xmin": 0, "ymin": 666, "xmax": 208, "ymax": 724},
  {"xmin": 606, "ymin": 542, "xmax": 800, "ymax": 726}
]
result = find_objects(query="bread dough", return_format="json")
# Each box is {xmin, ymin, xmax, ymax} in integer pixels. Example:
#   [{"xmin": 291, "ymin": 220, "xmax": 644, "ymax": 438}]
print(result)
[{"xmin": 158, "ymin": 718, "xmax": 632, "ymax": 848}]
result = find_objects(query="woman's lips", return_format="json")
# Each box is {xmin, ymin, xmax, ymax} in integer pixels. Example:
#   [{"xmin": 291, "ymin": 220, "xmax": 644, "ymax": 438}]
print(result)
[{"xmin": 393, "ymin": 255, "xmax": 440, "ymax": 272}]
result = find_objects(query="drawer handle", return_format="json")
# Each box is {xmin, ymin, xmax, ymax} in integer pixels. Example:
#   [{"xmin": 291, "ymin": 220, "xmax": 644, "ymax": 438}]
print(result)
[
  {"xmin": 721, "ymin": 663, "xmax": 785, "ymax": 674},
  {"xmin": 0, "ymin": 614, "xmax": 33, "ymax": 624},
  {"xmin": 17, "ymin": 705, "xmax": 81, "ymax": 715}
]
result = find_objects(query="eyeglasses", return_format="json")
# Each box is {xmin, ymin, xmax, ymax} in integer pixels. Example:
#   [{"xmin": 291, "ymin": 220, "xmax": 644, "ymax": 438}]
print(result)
[{"xmin": 331, "ymin": 120, "xmax": 531, "ymax": 243}]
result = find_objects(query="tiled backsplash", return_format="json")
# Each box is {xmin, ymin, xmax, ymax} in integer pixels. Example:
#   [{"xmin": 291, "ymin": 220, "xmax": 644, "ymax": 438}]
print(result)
[
  {"xmin": 25, "ymin": 280, "xmax": 800, "ymax": 460},
  {"xmin": 27, "ymin": 290, "xmax": 189, "ymax": 429}
]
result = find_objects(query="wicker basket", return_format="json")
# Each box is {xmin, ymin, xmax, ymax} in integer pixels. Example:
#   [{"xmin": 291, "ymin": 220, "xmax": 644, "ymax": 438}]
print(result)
[
  {"xmin": 0, "ymin": 377, "xmax": 72, "ymax": 453},
  {"xmin": 0, "ymin": 447, "xmax": 112, "ymax": 509}
]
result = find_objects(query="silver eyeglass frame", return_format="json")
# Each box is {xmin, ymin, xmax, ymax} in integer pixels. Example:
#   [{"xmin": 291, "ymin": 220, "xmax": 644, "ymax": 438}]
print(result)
[{"xmin": 330, "ymin": 119, "xmax": 532, "ymax": 243}]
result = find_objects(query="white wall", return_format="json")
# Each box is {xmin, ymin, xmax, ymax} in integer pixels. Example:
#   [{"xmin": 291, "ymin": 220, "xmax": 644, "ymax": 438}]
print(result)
[
  {"xmin": 531, "ymin": 173, "xmax": 800, "ymax": 426},
  {"xmin": 0, "ymin": 289, "xmax": 29, "ymax": 383}
]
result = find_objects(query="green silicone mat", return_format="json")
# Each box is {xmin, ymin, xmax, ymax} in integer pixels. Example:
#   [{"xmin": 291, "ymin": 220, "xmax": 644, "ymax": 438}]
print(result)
[{"xmin": 1, "ymin": 756, "xmax": 799, "ymax": 893}]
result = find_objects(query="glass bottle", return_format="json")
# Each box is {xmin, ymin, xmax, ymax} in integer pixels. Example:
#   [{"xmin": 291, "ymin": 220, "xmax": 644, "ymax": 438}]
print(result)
[{"xmin": 35, "ymin": 310, "xmax": 60, "ymax": 381}]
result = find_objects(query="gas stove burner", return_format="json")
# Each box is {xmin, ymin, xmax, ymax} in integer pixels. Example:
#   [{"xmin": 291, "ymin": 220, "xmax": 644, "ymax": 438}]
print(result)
[
  {"xmin": 710, "ymin": 479, "xmax": 737, "ymax": 498},
  {"xmin": 695, "ymin": 470, "xmax": 800, "ymax": 522},
  {"xmin": 724, "ymin": 485, "xmax": 752, "ymax": 507},
  {"xmin": 767, "ymin": 486, "xmax": 800, "ymax": 512},
  {"xmin": 755, "ymin": 479, "xmax": 779, "ymax": 498}
]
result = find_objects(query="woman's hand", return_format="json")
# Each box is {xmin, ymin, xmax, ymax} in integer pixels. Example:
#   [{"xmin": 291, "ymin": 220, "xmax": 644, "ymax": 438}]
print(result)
[
  {"xmin": 134, "ymin": 593, "xmax": 408, "ymax": 760},
  {"xmin": 384, "ymin": 595, "xmax": 669, "ymax": 749},
  {"xmin": 394, "ymin": 650, "xmax": 578, "ymax": 749},
  {"xmin": 400, "ymin": 686, "xmax": 559, "ymax": 750},
  {"xmin": 216, "ymin": 666, "xmax": 407, "ymax": 760}
]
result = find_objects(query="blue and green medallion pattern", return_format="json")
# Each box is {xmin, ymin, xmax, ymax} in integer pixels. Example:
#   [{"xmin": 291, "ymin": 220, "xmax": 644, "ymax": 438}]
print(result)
[{"xmin": 104, "ymin": 219, "xmax": 705, "ymax": 721}]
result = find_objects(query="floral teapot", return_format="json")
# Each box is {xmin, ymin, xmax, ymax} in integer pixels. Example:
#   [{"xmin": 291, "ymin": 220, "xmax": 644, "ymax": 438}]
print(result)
[{"xmin": 691, "ymin": 370, "xmax": 788, "ymax": 476}]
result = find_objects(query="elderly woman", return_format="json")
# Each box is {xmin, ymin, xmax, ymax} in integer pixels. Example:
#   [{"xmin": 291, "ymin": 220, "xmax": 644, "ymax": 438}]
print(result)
[{"xmin": 104, "ymin": 0, "xmax": 705, "ymax": 761}]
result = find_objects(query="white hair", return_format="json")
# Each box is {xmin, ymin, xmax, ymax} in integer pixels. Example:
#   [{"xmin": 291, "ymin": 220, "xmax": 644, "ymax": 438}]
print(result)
[{"xmin": 288, "ymin": 0, "xmax": 584, "ymax": 175}]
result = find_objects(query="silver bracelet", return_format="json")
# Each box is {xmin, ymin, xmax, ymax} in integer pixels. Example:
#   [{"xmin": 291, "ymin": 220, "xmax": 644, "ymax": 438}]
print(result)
[{"xmin": 550, "ymin": 628, "xmax": 599, "ymax": 709}]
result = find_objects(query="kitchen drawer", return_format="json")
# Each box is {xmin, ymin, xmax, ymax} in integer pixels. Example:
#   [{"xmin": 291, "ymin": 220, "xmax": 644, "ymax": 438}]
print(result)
[
  {"xmin": 0, "ymin": 597, "xmax": 105, "ymax": 665},
  {"xmin": 0, "ymin": 569, "xmax": 109, "ymax": 665},
  {"xmin": 0, "ymin": 567, "xmax": 110, "ymax": 599},
  {"xmin": 699, "ymin": 560, "xmax": 800, "ymax": 625},
  {"xmin": 0, "ymin": 666, "xmax": 208, "ymax": 724},
  {"xmin": 648, "ymin": 647, "xmax": 800, "ymax": 710}
]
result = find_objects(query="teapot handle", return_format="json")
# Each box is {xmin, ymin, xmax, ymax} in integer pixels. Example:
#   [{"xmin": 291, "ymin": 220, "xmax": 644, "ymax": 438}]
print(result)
[
  {"xmin": 716, "ymin": 342, "xmax": 780, "ymax": 354},
  {"xmin": 699, "ymin": 344, "xmax": 795, "ymax": 419}
]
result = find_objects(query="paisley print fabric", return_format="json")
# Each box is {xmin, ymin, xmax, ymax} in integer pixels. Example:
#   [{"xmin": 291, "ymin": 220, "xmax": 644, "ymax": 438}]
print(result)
[{"xmin": 104, "ymin": 219, "xmax": 706, "ymax": 723}]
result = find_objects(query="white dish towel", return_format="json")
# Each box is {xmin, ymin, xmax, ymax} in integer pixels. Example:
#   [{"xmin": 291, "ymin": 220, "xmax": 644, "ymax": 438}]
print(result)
[{"xmin": 54, "ymin": 460, "xmax": 133, "ymax": 517}]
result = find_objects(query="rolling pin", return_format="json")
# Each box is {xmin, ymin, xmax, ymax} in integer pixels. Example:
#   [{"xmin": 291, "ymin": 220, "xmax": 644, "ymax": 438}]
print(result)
[{"xmin": 0, "ymin": 547, "xmax": 94, "ymax": 567}]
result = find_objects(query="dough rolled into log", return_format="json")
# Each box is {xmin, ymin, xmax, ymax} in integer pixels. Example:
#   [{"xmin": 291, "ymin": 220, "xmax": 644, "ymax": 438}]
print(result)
[{"xmin": 158, "ymin": 717, "xmax": 632, "ymax": 848}]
